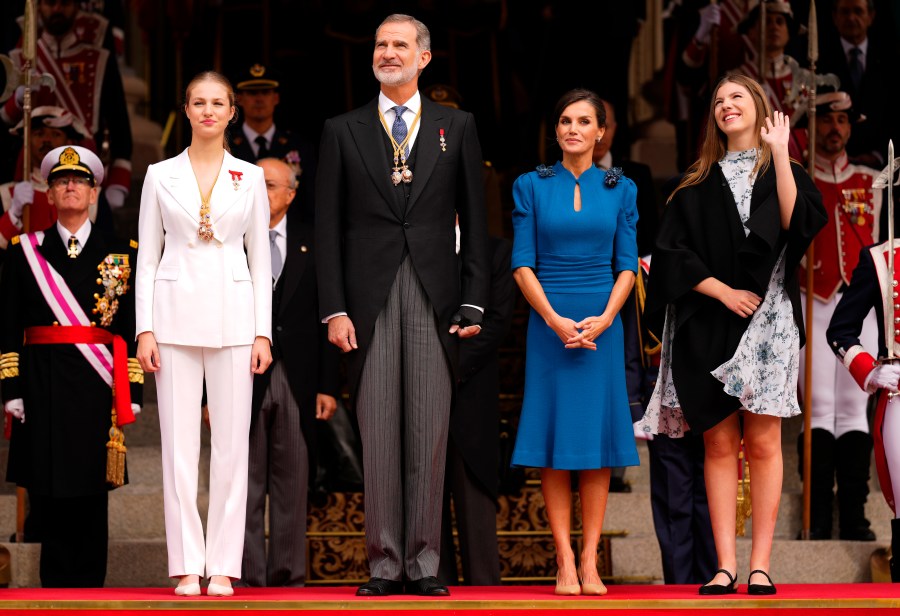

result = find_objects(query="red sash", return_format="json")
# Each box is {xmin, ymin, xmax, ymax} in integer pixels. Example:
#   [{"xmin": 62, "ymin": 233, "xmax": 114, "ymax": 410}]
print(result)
[{"xmin": 24, "ymin": 326, "xmax": 134, "ymax": 427}]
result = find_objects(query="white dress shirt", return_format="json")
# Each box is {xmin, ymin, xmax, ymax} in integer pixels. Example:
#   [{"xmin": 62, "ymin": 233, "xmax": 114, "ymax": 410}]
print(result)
[
  {"xmin": 242, "ymin": 123, "xmax": 278, "ymax": 158},
  {"xmin": 379, "ymin": 90, "xmax": 422, "ymax": 152},
  {"xmin": 58, "ymin": 219, "xmax": 92, "ymax": 255}
]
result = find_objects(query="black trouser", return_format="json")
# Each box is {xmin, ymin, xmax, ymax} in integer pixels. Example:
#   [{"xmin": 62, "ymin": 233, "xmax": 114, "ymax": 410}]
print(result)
[
  {"xmin": 31, "ymin": 493, "xmax": 108, "ymax": 588},
  {"xmin": 647, "ymin": 433, "xmax": 716, "ymax": 584}
]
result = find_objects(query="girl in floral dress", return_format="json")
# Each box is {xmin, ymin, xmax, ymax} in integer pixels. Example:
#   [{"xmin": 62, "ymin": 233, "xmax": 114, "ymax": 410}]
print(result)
[{"xmin": 637, "ymin": 72, "xmax": 825, "ymax": 595}]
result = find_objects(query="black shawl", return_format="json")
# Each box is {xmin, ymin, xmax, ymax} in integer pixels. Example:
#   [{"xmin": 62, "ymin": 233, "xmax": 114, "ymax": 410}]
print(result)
[{"xmin": 646, "ymin": 160, "xmax": 826, "ymax": 432}]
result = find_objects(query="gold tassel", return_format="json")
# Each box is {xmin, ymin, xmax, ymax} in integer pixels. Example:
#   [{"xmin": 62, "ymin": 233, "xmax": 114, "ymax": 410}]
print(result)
[{"xmin": 105, "ymin": 419, "xmax": 126, "ymax": 488}]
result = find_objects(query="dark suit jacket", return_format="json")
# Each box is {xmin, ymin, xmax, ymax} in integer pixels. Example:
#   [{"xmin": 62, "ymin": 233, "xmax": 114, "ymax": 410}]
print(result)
[
  {"xmin": 1, "ymin": 225, "xmax": 140, "ymax": 496},
  {"xmin": 230, "ymin": 124, "xmax": 319, "ymax": 220},
  {"xmin": 818, "ymin": 35, "xmax": 898, "ymax": 163},
  {"xmin": 451, "ymin": 236, "xmax": 515, "ymax": 498},
  {"xmin": 250, "ymin": 212, "xmax": 340, "ymax": 479},
  {"xmin": 315, "ymin": 96, "xmax": 490, "ymax": 398},
  {"xmin": 617, "ymin": 159, "xmax": 659, "ymax": 257}
]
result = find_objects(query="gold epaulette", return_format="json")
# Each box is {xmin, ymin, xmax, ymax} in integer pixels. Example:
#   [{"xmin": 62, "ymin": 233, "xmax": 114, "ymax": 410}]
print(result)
[
  {"xmin": 0, "ymin": 352, "xmax": 19, "ymax": 379},
  {"xmin": 129, "ymin": 239, "xmax": 138, "ymax": 249},
  {"xmin": 127, "ymin": 358, "xmax": 144, "ymax": 384},
  {"xmin": 11, "ymin": 235, "xmax": 20, "ymax": 245}
]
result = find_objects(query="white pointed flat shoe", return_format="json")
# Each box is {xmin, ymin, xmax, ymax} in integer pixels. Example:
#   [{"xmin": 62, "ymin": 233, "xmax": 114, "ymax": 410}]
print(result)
[
  {"xmin": 207, "ymin": 582, "xmax": 234, "ymax": 597},
  {"xmin": 174, "ymin": 582, "xmax": 201, "ymax": 596}
]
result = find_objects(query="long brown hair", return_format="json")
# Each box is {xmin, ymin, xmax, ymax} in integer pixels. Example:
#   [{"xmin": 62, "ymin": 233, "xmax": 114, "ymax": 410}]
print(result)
[
  {"xmin": 184, "ymin": 70, "xmax": 237, "ymax": 151},
  {"xmin": 668, "ymin": 71, "xmax": 773, "ymax": 203}
]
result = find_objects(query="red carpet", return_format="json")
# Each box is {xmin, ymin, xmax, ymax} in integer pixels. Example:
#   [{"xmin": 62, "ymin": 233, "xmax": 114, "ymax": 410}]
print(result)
[{"xmin": 1, "ymin": 584, "xmax": 899, "ymax": 614}]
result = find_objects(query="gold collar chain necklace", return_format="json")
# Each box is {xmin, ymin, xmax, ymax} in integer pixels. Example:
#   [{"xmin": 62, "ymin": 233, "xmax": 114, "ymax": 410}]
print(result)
[
  {"xmin": 377, "ymin": 106, "xmax": 422, "ymax": 185},
  {"xmin": 197, "ymin": 177, "xmax": 217, "ymax": 241}
]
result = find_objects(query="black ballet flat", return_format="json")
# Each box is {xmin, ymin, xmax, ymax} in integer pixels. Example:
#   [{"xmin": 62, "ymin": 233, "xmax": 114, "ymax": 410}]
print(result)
[
  {"xmin": 747, "ymin": 569, "xmax": 777, "ymax": 595},
  {"xmin": 698, "ymin": 569, "xmax": 737, "ymax": 595}
]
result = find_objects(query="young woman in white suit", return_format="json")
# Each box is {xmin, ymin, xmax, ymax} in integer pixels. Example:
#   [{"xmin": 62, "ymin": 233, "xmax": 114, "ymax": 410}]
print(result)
[{"xmin": 135, "ymin": 71, "xmax": 272, "ymax": 597}]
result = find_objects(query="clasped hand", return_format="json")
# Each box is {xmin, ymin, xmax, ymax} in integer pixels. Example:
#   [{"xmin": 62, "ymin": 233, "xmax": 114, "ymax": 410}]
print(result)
[
  {"xmin": 720, "ymin": 287, "xmax": 762, "ymax": 318},
  {"xmin": 551, "ymin": 314, "xmax": 612, "ymax": 350}
]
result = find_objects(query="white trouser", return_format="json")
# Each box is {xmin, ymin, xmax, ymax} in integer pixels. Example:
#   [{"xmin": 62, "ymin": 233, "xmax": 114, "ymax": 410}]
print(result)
[
  {"xmin": 799, "ymin": 292, "xmax": 877, "ymax": 437},
  {"xmin": 883, "ymin": 400, "xmax": 900, "ymax": 519},
  {"xmin": 156, "ymin": 343, "xmax": 253, "ymax": 578}
]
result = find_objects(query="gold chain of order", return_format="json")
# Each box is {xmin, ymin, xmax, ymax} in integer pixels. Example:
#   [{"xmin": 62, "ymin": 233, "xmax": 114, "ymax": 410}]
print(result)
[{"xmin": 377, "ymin": 106, "xmax": 423, "ymax": 164}]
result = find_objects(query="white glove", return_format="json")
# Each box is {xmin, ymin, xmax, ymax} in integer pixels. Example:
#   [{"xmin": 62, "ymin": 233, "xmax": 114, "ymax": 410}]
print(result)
[
  {"xmin": 10, "ymin": 181, "xmax": 34, "ymax": 219},
  {"xmin": 4, "ymin": 399, "xmax": 25, "ymax": 422},
  {"xmin": 131, "ymin": 403, "xmax": 141, "ymax": 416},
  {"xmin": 104, "ymin": 185, "xmax": 127, "ymax": 209},
  {"xmin": 14, "ymin": 86, "xmax": 25, "ymax": 109},
  {"xmin": 695, "ymin": 3, "xmax": 721, "ymax": 45},
  {"xmin": 864, "ymin": 363, "xmax": 900, "ymax": 394}
]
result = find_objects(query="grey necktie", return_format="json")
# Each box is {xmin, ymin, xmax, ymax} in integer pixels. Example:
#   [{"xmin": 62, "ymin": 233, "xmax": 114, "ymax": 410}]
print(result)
[
  {"xmin": 269, "ymin": 229, "xmax": 283, "ymax": 281},
  {"xmin": 392, "ymin": 105, "xmax": 409, "ymax": 158},
  {"xmin": 848, "ymin": 46, "xmax": 863, "ymax": 91}
]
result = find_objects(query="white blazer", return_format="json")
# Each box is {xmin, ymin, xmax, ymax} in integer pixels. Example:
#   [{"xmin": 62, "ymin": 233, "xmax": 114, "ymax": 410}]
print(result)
[{"xmin": 136, "ymin": 149, "xmax": 272, "ymax": 348}]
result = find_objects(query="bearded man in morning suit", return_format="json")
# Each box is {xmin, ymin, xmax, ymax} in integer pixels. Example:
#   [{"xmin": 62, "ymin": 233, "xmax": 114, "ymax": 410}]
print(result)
[{"xmin": 316, "ymin": 13, "xmax": 489, "ymax": 597}]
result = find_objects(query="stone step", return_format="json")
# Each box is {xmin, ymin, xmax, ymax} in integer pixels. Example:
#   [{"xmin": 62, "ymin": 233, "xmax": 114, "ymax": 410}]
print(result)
[
  {"xmin": 0, "ymin": 490, "xmax": 210, "ymax": 541},
  {"xmin": 3, "ymin": 533, "xmax": 886, "ymax": 588},
  {"xmin": 610, "ymin": 535, "xmax": 887, "ymax": 584},
  {"xmin": 1, "ymin": 540, "xmax": 173, "ymax": 588}
]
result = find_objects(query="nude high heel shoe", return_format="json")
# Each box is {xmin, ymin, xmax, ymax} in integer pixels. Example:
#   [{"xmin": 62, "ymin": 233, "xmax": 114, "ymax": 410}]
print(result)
[
  {"xmin": 555, "ymin": 571, "xmax": 581, "ymax": 596},
  {"xmin": 577, "ymin": 567, "xmax": 608, "ymax": 596}
]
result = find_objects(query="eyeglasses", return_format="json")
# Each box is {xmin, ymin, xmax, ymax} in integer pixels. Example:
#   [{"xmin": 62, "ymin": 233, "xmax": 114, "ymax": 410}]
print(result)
[
  {"xmin": 49, "ymin": 175, "xmax": 93, "ymax": 189},
  {"xmin": 265, "ymin": 181, "xmax": 295, "ymax": 191}
]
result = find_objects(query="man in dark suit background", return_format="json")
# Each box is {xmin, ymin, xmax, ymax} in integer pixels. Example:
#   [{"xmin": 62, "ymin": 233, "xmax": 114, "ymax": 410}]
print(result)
[
  {"xmin": 316, "ymin": 13, "xmax": 489, "ymax": 597},
  {"xmin": 593, "ymin": 98, "xmax": 659, "ymax": 493},
  {"xmin": 592, "ymin": 99, "xmax": 659, "ymax": 258},
  {"xmin": 230, "ymin": 64, "xmax": 318, "ymax": 219},
  {"xmin": 240, "ymin": 157, "xmax": 340, "ymax": 587},
  {"xmin": 818, "ymin": 0, "xmax": 898, "ymax": 167},
  {"xmin": 437, "ymin": 224, "xmax": 515, "ymax": 587}
]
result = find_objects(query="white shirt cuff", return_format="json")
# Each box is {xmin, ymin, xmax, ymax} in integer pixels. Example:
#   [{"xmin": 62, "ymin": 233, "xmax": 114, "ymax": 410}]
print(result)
[
  {"xmin": 323, "ymin": 311, "xmax": 348, "ymax": 324},
  {"xmin": 461, "ymin": 304, "xmax": 484, "ymax": 313}
]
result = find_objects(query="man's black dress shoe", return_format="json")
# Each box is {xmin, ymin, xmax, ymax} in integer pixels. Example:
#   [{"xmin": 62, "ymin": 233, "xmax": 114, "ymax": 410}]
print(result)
[
  {"xmin": 356, "ymin": 577, "xmax": 404, "ymax": 596},
  {"xmin": 407, "ymin": 576, "xmax": 450, "ymax": 596}
]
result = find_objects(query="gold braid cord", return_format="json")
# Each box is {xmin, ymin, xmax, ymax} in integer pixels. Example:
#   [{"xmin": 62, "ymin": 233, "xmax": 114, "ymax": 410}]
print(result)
[
  {"xmin": 633, "ymin": 265, "xmax": 661, "ymax": 357},
  {"xmin": 127, "ymin": 358, "xmax": 144, "ymax": 384},
  {"xmin": 0, "ymin": 352, "xmax": 19, "ymax": 379},
  {"xmin": 105, "ymin": 392, "xmax": 126, "ymax": 488}
]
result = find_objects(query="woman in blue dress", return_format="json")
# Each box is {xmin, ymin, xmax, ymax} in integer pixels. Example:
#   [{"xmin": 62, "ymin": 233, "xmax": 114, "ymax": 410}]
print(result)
[{"xmin": 511, "ymin": 89, "xmax": 640, "ymax": 596}]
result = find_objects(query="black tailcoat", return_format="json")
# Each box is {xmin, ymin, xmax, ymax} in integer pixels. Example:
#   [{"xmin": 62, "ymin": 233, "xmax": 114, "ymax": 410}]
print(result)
[
  {"xmin": 315, "ymin": 96, "xmax": 489, "ymax": 399},
  {"xmin": 1, "ymin": 225, "xmax": 140, "ymax": 496}
]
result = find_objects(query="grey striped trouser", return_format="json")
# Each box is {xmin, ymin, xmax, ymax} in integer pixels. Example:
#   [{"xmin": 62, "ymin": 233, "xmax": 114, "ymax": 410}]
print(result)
[
  {"xmin": 241, "ymin": 360, "xmax": 310, "ymax": 586},
  {"xmin": 356, "ymin": 255, "xmax": 453, "ymax": 581}
]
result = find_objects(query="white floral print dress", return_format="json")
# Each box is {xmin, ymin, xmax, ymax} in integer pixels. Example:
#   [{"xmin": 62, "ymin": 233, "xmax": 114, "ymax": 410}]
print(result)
[{"xmin": 637, "ymin": 149, "xmax": 801, "ymax": 438}]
